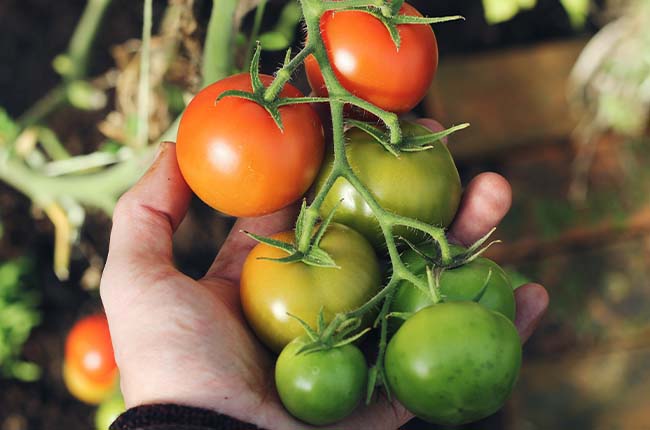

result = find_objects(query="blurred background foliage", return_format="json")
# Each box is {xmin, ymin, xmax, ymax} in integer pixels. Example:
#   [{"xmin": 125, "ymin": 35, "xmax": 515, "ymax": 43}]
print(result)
[{"xmin": 1, "ymin": 0, "xmax": 649, "ymax": 429}]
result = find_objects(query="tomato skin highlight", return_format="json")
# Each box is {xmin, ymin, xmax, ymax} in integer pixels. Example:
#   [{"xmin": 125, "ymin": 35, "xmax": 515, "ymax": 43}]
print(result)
[
  {"xmin": 385, "ymin": 302, "xmax": 522, "ymax": 425},
  {"xmin": 312, "ymin": 121, "xmax": 461, "ymax": 249},
  {"xmin": 275, "ymin": 336, "xmax": 368, "ymax": 426},
  {"xmin": 65, "ymin": 314, "xmax": 117, "ymax": 386},
  {"xmin": 392, "ymin": 244, "xmax": 516, "ymax": 324},
  {"xmin": 305, "ymin": 2, "xmax": 438, "ymax": 114},
  {"xmin": 240, "ymin": 223, "xmax": 381, "ymax": 352},
  {"xmin": 176, "ymin": 73, "xmax": 325, "ymax": 217}
]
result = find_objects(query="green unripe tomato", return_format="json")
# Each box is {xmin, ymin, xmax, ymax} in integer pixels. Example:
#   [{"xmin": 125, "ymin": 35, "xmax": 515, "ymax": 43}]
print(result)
[
  {"xmin": 392, "ymin": 244, "xmax": 515, "ymax": 324},
  {"xmin": 312, "ymin": 121, "xmax": 461, "ymax": 249},
  {"xmin": 94, "ymin": 392, "xmax": 125, "ymax": 430},
  {"xmin": 275, "ymin": 336, "xmax": 368, "ymax": 426},
  {"xmin": 385, "ymin": 302, "xmax": 522, "ymax": 426}
]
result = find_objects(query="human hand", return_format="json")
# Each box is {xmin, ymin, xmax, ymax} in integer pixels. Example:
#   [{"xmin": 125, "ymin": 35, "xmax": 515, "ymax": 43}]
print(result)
[{"xmin": 100, "ymin": 122, "xmax": 548, "ymax": 430}]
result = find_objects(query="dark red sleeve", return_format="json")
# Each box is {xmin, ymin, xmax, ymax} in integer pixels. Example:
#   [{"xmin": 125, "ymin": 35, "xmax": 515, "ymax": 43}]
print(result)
[{"xmin": 109, "ymin": 404, "xmax": 262, "ymax": 430}]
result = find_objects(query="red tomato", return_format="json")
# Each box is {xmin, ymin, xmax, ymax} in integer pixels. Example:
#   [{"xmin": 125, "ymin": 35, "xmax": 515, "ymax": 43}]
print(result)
[
  {"xmin": 65, "ymin": 314, "xmax": 117, "ymax": 386},
  {"xmin": 305, "ymin": 2, "xmax": 438, "ymax": 114},
  {"xmin": 176, "ymin": 73, "xmax": 325, "ymax": 217}
]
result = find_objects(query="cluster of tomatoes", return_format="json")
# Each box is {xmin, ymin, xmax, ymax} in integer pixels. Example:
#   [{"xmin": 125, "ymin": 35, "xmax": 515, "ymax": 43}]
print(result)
[
  {"xmin": 63, "ymin": 313, "xmax": 125, "ymax": 429},
  {"xmin": 175, "ymin": 1, "xmax": 522, "ymax": 427}
]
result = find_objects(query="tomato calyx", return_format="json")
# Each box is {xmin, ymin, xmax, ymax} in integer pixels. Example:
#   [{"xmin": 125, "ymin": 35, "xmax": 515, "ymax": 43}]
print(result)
[
  {"xmin": 216, "ymin": 43, "xmax": 329, "ymax": 131},
  {"xmin": 400, "ymin": 227, "xmax": 500, "ymax": 270},
  {"xmin": 243, "ymin": 200, "xmax": 343, "ymax": 268},
  {"xmin": 329, "ymin": 4, "xmax": 464, "ymax": 49},
  {"xmin": 288, "ymin": 308, "xmax": 371, "ymax": 355},
  {"xmin": 346, "ymin": 119, "xmax": 469, "ymax": 156}
]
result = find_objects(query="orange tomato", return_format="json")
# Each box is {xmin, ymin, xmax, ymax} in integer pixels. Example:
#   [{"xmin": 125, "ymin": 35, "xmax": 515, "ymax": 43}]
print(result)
[{"xmin": 176, "ymin": 73, "xmax": 325, "ymax": 217}]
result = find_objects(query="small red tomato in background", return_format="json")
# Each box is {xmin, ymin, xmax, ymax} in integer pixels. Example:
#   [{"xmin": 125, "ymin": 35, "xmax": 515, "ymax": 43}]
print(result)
[
  {"xmin": 176, "ymin": 73, "xmax": 325, "ymax": 217},
  {"xmin": 64, "ymin": 313, "xmax": 118, "ymax": 404},
  {"xmin": 305, "ymin": 2, "xmax": 438, "ymax": 114}
]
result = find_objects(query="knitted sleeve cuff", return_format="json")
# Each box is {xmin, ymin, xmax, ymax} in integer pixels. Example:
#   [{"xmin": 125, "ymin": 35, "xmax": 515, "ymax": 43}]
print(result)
[{"xmin": 109, "ymin": 404, "xmax": 262, "ymax": 430}]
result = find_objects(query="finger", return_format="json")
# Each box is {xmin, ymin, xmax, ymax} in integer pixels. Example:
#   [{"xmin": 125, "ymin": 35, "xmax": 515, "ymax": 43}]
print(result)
[
  {"xmin": 339, "ymin": 397, "xmax": 413, "ymax": 430},
  {"xmin": 448, "ymin": 172, "xmax": 512, "ymax": 246},
  {"xmin": 204, "ymin": 203, "xmax": 299, "ymax": 284},
  {"xmin": 104, "ymin": 142, "xmax": 191, "ymax": 274},
  {"xmin": 514, "ymin": 283, "xmax": 549, "ymax": 343}
]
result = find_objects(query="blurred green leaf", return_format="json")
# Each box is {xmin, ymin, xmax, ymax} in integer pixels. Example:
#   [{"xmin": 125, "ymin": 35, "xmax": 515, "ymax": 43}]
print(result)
[
  {"xmin": 0, "ymin": 107, "xmax": 19, "ymax": 146},
  {"xmin": 258, "ymin": 1, "xmax": 302, "ymax": 51},
  {"xmin": 559, "ymin": 0, "xmax": 589, "ymax": 28},
  {"xmin": 483, "ymin": 0, "xmax": 531, "ymax": 24},
  {"xmin": 0, "ymin": 258, "xmax": 42, "ymax": 382}
]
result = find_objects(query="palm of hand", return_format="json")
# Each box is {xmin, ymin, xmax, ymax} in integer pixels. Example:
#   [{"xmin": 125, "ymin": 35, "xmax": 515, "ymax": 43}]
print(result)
[{"xmin": 101, "ymin": 142, "xmax": 548, "ymax": 430}]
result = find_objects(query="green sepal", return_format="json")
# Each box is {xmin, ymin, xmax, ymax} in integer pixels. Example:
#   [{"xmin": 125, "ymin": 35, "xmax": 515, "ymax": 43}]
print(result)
[
  {"xmin": 242, "ymin": 230, "xmax": 295, "ymax": 254},
  {"xmin": 249, "ymin": 41, "xmax": 265, "ymax": 95},
  {"xmin": 287, "ymin": 312, "xmax": 319, "ymax": 342},
  {"xmin": 311, "ymin": 199, "xmax": 341, "ymax": 249},
  {"xmin": 332, "ymin": 327, "xmax": 370, "ymax": 348},
  {"xmin": 215, "ymin": 89, "xmax": 259, "ymax": 104},
  {"xmin": 346, "ymin": 119, "xmax": 400, "ymax": 156},
  {"xmin": 276, "ymin": 96, "xmax": 331, "ymax": 106},
  {"xmin": 385, "ymin": 311, "xmax": 413, "ymax": 321},
  {"xmin": 390, "ymin": 0, "xmax": 405, "ymax": 16},
  {"xmin": 392, "ymin": 14, "xmax": 465, "ymax": 25},
  {"xmin": 399, "ymin": 235, "xmax": 441, "ymax": 266},
  {"xmin": 399, "ymin": 123, "xmax": 470, "ymax": 152},
  {"xmin": 426, "ymin": 266, "xmax": 444, "ymax": 304},
  {"xmin": 471, "ymin": 269, "xmax": 492, "ymax": 303},
  {"xmin": 264, "ymin": 105, "xmax": 284, "ymax": 132},
  {"xmin": 446, "ymin": 227, "xmax": 500, "ymax": 269},
  {"xmin": 256, "ymin": 252, "xmax": 305, "ymax": 264},
  {"xmin": 282, "ymin": 48, "xmax": 292, "ymax": 67},
  {"xmin": 302, "ymin": 247, "xmax": 339, "ymax": 268},
  {"xmin": 294, "ymin": 199, "xmax": 308, "ymax": 246}
]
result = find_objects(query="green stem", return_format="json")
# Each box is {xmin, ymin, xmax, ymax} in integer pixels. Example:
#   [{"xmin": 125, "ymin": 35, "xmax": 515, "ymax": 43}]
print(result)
[
  {"xmin": 17, "ymin": 87, "xmax": 67, "ymax": 128},
  {"xmin": 0, "ymin": 147, "xmax": 155, "ymax": 214},
  {"xmin": 136, "ymin": 0, "xmax": 153, "ymax": 148},
  {"xmin": 244, "ymin": 0, "xmax": 268, "ymax": 70},
  {"xmin": 202, "ymin": 0, "xmax": 238, "ymax": 87},
  {"xmin": 263, "ymin": 45, "xmax": 314, "ymax": 102},
  {"xmin": 321, "ymin": 0, "xmax": 383, "ymax": 10},
  {"xmin": 66, "ymin": 0, "xmax": 112, "ymax": 81},
  {"xmin": 18, "ymin": 0, "xmax": 112, "ymax": 126}
]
